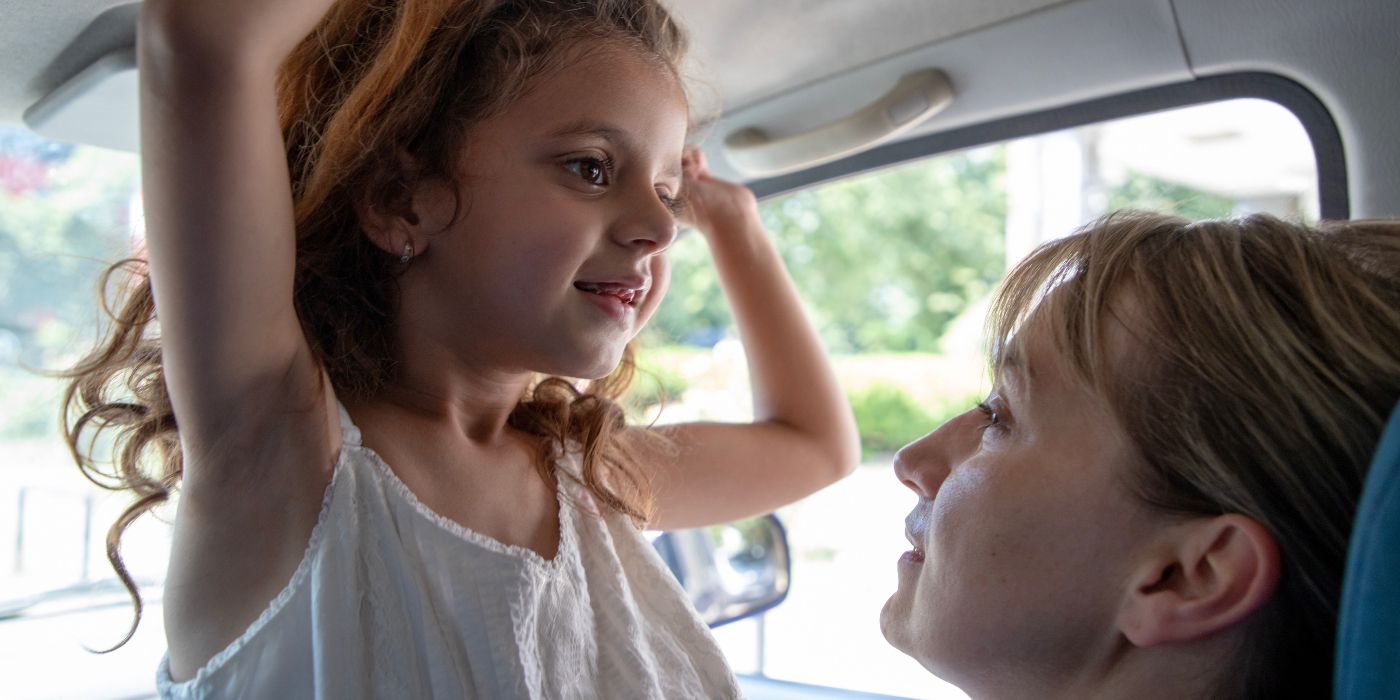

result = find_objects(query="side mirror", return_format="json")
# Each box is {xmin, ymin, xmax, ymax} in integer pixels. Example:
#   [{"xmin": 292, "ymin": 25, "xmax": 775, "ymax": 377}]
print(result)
[{"xmin": 650, "ymin": 514, "xmax": 792, "ymax": 628}]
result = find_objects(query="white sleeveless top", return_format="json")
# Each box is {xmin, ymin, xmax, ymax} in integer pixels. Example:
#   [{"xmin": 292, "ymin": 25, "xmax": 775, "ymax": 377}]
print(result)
[{"xmin": 156, "ymin": 404, "xmax": 741, "ymax": 699}]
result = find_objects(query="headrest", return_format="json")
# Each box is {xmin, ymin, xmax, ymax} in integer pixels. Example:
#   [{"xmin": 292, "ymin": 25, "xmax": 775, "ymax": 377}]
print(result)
[{"xmin": 1335, "ymin": 402, "xmax": 1400, "ymax": 698}]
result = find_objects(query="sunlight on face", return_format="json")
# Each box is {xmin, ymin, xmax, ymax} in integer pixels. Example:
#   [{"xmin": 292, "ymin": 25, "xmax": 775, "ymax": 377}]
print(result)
[
  {"xmin": 881, "ymin": 318, "xmax": 1162, "ymax": 694},
  {"xmin": 394, "ymin": 42, "xmax": 690, "ymax": 382}
]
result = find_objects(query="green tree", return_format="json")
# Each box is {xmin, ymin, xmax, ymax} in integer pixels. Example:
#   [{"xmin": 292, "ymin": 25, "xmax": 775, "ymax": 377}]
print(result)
[
  {"xmin": 649, "ymin": 147, "xmax": 1006, "ymax": 353},
  {"xmin": 1104, "ymin": 171, "xmax": 1234, "ymax": 221},
  {"xmin": 0, "ymin": 127, "xmax": 139, "ymax": 438},
  {"xmin": 846, "ymin": 383, "xmax": 983, "ymax": 459}
]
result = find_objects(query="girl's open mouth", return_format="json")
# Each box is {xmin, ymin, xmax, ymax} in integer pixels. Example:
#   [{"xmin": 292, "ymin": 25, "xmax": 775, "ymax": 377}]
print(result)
[{"xmin": 575, "ymin": 281, "xmax": 645, "ymax": 307}]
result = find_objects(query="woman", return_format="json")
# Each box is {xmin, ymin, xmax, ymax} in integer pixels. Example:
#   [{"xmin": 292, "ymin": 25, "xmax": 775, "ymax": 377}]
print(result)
[{"xmin": 883, "ymin": 211, "xmax": 1400, "ymax": 698}]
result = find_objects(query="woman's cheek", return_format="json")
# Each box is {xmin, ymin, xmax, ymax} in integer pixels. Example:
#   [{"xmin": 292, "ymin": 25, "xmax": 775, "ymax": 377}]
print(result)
[{"xmin": 931, "ymin": 465, "xmax": 995, "ymax": 540}]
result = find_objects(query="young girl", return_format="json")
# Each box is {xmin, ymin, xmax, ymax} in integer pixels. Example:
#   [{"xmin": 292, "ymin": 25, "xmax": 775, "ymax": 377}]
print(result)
[{"xmin": 64, "ymin": 0, "xmax": 860, "ymax": 697}]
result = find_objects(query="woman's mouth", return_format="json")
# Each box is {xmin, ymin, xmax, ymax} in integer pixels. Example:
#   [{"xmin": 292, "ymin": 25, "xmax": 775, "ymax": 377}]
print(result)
[
  {"xmin": 901, "ymin": 529, "xmax": 926, "ymax": 565},
  {"xmin": 902, "ymin": 509, "xmax": 929, "ymax": 565}
]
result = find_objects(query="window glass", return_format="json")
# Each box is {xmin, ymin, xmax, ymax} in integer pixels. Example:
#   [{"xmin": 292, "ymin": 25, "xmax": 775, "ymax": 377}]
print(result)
[
  {"xmin": 639, "ymin": 98, "xmax": 1320, "ymax": 698},
  {"xmin": 0, "ymin": 97, "xmax": 1321, "ymax": 698},
  {"xmin": 0, "ymin": 128, "xmax": 170, "ymax": 698}
]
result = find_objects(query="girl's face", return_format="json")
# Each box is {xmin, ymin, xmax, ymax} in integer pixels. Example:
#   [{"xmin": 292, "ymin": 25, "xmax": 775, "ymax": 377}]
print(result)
[
  {"xmin": 880, "ymin": 322, "xmax": 1166, "ymax": 693},
  {"xmin": 396, "ymin": 42, "xmax": 689, "ymax": 380}
]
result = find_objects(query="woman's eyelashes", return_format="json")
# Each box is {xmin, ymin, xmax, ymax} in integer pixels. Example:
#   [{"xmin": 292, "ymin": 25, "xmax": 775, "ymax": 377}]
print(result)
[{"xmin": 975, "ymin": 397, "xmax": 1006, "ymax": 433}]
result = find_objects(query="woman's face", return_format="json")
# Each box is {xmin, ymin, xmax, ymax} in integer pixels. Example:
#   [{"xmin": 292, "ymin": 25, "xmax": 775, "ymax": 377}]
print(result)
[
  {"xmin": 395, "ymin": 42, "xmax": 689, "ymax": 381},
  {"xmin": 880, "ymin": 323, "xmax": 1166, "ymax": 693}
]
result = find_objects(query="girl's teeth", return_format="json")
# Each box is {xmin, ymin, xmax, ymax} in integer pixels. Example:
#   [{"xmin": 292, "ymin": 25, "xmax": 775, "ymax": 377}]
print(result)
[
  {"xmin": 579, "ymin": 282, "xmax": 641, "ymax": 305},
  {"xmin": 577, "ymin": 283, "xmax": 639, "ymax": 305}
]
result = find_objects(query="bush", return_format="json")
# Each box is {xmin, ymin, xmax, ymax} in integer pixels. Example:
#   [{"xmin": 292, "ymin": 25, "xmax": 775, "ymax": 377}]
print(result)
[
  {"xmin": 847, "ymin": 383, "xmax": 934, "ymax": 459},
  {"xmin": 622, "ymin": 361, "xmax": 690, "ymax": 419},
  {"xmin": 847, "ymin": 383, "xmax": 982, "ymax": 460}
]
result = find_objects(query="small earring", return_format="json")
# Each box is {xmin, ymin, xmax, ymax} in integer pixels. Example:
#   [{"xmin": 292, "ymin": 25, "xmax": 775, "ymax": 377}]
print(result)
[{"xmin": 400, "ymin": 241, "xmax": 414, "ymax": 263}]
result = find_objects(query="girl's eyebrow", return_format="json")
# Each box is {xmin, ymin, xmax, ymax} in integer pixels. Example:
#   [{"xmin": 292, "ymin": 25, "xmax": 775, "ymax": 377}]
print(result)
[
  {"xmin": 549, "ymin": 118, "xmax": 625, "ymax": 143},
  {"xmin": 547, "ymin": 119, "xmax": 683, "ymax": 179}
]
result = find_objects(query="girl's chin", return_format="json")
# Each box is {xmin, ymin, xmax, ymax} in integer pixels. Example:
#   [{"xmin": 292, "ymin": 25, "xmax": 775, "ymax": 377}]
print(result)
[{"xmin": 543, "ymin": 352, "xmax": 626, "ymax": 383}]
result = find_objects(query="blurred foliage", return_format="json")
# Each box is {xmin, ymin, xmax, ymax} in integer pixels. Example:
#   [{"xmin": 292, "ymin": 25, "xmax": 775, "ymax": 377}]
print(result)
[
  {"xmin": 0, "ymin": 127, "xmax": 140, "ymax": 439},
  {"xmin": 649, "ymin": 147, "xmax": 1008, "ymax": 353},
  {"xmin": 1105, "ymin": 171, "xmax": 1234, "ymax": 221},
  {"xmin": 847, "ymin": 383, "xmax": 933, "ymax": 458},
  {"xmin": 846, "ymin": 383, "xmax": 983, "ymax": 460},
  {"xmin": 621, "ymin": 357, "xmax": 691, "ymax": 421},
  {"xmin": 0, "ymin": 126, "xmax": 1250, "ymax": 445}
]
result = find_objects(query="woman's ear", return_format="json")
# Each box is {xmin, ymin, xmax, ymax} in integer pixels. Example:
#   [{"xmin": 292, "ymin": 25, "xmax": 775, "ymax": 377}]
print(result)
[{"xmin": 1118, "ymin": 514, "xmax": 1281, "ymax": 647}]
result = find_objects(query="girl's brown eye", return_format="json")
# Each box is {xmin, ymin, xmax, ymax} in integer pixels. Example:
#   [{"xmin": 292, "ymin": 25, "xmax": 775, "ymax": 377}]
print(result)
[
  {"xmin": 565, "ymin": 157, "xmax": 611, "ymax": 186},
  {"xmin": 581, "ymin": 162, "xmax": 603, "ymax": 183}
]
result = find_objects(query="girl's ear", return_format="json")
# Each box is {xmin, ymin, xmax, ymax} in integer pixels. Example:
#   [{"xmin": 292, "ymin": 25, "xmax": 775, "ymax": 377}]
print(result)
[
  {"xmin": 357, "ymin": 153, "xmax": 450, "ymax": 259},
  {"xmin": 1117, "ymin": 514, "xmax": 1281, "ymax": 647}
]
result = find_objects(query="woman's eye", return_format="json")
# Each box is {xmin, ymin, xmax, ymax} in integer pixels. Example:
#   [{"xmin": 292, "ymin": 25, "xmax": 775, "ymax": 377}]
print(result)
[
  {"xmin": 975, "ymin": 401, "xmax": 1001, "ymax": 431},
  {"xmin": 564, "ymin": 157, "xmax": 611, "ymax": 186}
]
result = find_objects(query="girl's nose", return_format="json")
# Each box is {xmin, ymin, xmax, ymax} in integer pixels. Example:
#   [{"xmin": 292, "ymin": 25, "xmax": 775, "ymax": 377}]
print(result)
[{"xmin": 612, "ymin": 187, "xmax": 679, "ymax": 252}]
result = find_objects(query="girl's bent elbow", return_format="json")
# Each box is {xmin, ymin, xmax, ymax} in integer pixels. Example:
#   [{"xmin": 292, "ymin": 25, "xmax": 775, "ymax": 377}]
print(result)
[
  {"xmin": 836, "ymin": 446, "xmax": 861, "ymax": 480},
  {"xmin": 821, "ymin": 435, "xmax": 862, "ymax": 485},
  {"xmin": 837, "ymin": 423, "xmax": 863, "ymax": 476}
]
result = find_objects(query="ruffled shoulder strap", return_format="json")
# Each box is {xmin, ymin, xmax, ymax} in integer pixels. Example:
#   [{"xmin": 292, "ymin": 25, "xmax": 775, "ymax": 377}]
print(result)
[{"xmin": 335, "ymin": 400, "xmax": 363, "ymax": 447}]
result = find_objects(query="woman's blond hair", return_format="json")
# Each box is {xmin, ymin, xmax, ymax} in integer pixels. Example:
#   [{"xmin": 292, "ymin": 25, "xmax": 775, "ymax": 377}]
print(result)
[
  {"xmin": 988, "ymin": 211, "xmax": 1400, "ymax": 697},
  {"xmin": 61, "ymin": 0, "xmax": 688, "ymax": 649}
]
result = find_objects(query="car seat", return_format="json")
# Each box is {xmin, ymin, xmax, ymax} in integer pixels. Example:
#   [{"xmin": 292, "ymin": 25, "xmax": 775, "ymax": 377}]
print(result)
[{"xmin": 1335, "ymin": 402, "xmax": 1400, "ymax": 698}]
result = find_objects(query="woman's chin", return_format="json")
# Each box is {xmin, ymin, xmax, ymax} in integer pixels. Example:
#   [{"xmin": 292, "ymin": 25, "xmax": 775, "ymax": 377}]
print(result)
[{"xmin": 878, "ymin": 594, "xmax": 908, "ymax": 649}]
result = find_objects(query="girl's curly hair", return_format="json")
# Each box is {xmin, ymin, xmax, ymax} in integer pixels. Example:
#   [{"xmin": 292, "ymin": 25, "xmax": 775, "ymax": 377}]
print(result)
[{"xmin": 62, "ymin": 0, "xmax": 689, "ymax": 649}]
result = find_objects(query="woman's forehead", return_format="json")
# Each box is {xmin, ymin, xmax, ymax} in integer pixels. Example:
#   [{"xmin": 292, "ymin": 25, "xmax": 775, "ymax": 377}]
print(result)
[
  {"xmin": 999, "ymin": 281, "xmax": 1149, "ymax": 384},
  {"xmin": 994, "ymin": 313, "xmax": 1132, "ymax": 408}
]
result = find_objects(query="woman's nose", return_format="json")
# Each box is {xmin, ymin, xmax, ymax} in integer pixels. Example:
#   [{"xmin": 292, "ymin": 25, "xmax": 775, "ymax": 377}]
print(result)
[{"xmin": 892, "ymin": 416, "xmax": 959, "ymax": 497}]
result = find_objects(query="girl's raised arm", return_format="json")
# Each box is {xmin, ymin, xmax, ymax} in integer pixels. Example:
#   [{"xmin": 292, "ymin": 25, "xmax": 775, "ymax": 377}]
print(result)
[
  {"xmin": 138, "ymin": 0, "xmax": 339, "ymax": 458},
  {"xmin": 140, "ymin": 1, "xmax": 351, "ymax": 677},
  {"xmin": 638, "ymin": 151, "xmax": 862, "ymax": 531}
]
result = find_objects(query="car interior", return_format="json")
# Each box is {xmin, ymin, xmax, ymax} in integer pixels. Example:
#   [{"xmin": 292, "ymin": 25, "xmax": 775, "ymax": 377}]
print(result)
[{"xmin": 2, "ymin": 0, "xmax": 1397, "ymax": 698}]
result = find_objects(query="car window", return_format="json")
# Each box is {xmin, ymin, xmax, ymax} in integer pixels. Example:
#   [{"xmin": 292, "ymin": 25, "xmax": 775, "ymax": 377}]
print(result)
[
  {"xmin": 0, "ymin": 97, "xmax": 1320, "ymax": 698},
  {"xmin": 637, "ymin": 97, "xmax": 1320, "ymax": 699},
  {"xmin": 0, "ymin": 127, "xmax": 171, "ymax": 698}
]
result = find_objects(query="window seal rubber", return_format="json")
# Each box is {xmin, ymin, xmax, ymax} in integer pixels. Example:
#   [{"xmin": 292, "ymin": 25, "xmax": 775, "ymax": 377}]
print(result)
[{"xmin": 747, "ymin": 72, "xmax": 1348, "ymax": 221}]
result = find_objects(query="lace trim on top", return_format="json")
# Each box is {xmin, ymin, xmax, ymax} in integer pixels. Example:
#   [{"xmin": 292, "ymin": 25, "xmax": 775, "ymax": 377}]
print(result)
[
  {"xmin": 157, "ymin": 450, "xmax": 345, "ymax": 692},
  {"xmin": 345, "ymin": 442, "xmax": 577, "ymax": 573},
  {"xmin": 335, "ymin": 399, "xmax": 576, "ymax": 571}
]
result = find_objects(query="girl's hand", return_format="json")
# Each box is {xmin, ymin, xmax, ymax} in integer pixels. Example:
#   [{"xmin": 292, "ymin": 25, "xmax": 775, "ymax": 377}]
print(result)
[
  {"xmin": 678, "ymin": 148, "xmax": 762, "ymax": 240},
  {"xmin": 140, "ymin": 0, "xmax": 341, "ymax": 72}
]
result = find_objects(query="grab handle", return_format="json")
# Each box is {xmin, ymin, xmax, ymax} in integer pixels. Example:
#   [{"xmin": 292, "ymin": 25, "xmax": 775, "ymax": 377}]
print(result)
[{"xmin": 723, "ymin": 68, "xmax": 954, "ymax": 178}]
